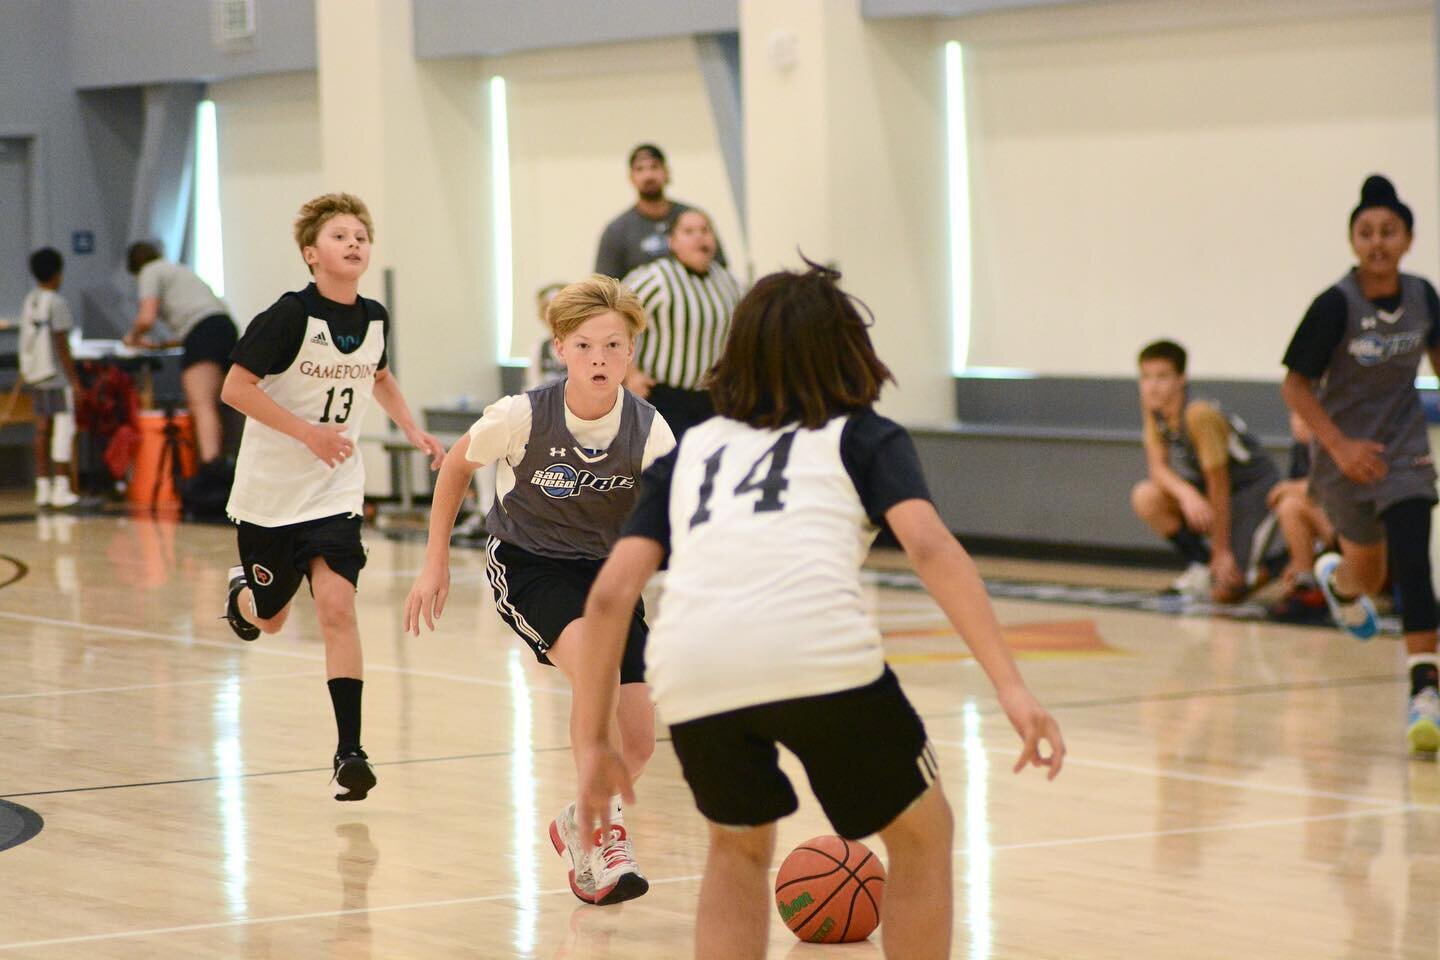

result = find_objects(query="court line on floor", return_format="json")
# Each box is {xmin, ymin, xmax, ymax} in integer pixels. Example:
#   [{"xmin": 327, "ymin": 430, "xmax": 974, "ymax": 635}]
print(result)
[
  {"xmin": 0, "ymin": 803, "xmax": 1410, "ymax": 951},
  {"xmin": 920, "ymin": 673, "xmax": 1399, "ymax": 724},
  {"xmin": 987, "ymin": 803, "xmax": 1413, "ymax": 853},
  {"xmin": 0, "ymin": 670, "xmax": 315, "ymax": 702},
  {"xmin": 0, "ymin": 744, "xmax": 581, "ymax": 800},
  {"xmin": 0, "ymin": 554, "xmax": 28, "ymax": 590},
  {"xmin": 0, "ymin": 610, "xmax": 571, "ymax": 698},
  {"xmin": 931, "ymin": 739, "xmax": 1430, "ymax": 810}
]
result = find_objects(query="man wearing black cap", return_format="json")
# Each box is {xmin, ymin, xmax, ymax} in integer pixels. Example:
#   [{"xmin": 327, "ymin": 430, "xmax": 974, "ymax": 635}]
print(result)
[{"xmin": 594, "ymin": 144, "xmax": 725, "ymax": 280}]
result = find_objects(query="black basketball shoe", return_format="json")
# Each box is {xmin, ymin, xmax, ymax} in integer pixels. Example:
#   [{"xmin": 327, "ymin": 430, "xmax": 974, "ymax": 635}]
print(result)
[
  {"xmin": 332, "ymin": 747, "xmax": 377, "ymax": 802},
  {"xmin": 222, "ymin": 565, "xmax": 260, "ymax": 641}
]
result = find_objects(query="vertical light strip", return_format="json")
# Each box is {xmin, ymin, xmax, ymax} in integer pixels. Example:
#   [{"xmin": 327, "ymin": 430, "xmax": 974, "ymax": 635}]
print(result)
[
  {"xmin": 962, "ymin": 700, "xmax": 993, "ymax": 960},
  {"xmin": 489, "ymin": 76, "xmax": 516, "ymax": 362},
  {"xmin": 945, "ymin": 41, "xmax": 973, "ymax": 375},
  {"xmin": 508, "ymin": 650, "xmax": 538, "ymax": 954},
  {"xmin": 213, "ymin": 673, "xmax": 248, "ymax": 917},
  {"xmin": 194, "ymin": 99, "xmax": 226, "ymax": 297}
]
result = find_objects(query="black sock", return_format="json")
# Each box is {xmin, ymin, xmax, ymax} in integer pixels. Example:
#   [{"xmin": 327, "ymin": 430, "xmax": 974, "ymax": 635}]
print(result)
[
  {"xmin": 1410, "ymin": 659, "xmax": 1439, "ymax": 697},
  {"xmin": 1169, "ymin": 529, "xmax": 1211, "ymax": 565},
  {"xmin": 328, "ymin": 677, "xmax": 364, "ymax": 755}
]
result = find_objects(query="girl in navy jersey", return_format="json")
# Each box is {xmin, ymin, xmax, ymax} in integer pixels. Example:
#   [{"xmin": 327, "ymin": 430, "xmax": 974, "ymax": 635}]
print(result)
[
  {"xmin": 574, "ymin": 262, "xmax": 1064, "ymax": 960},
  {"xmin": 1282, "ymin": 174, "xmax": 1440, "ymax": 755}
]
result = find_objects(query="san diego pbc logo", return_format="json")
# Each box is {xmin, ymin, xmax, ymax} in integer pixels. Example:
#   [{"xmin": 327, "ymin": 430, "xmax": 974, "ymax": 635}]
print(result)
[
  {"xmin": 530, "ymin": 462, "xmax": 635, "ymax": 499},
  {"xmin": 1348, "ymin": 330, "xmax": 1424, "ymax": 366}
]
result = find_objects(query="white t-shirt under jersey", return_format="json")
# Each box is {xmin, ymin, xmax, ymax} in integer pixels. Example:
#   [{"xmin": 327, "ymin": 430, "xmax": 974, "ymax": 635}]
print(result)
[{"xmin": 464, "ymin": 385, "xmax": 676, "ymax": 499}]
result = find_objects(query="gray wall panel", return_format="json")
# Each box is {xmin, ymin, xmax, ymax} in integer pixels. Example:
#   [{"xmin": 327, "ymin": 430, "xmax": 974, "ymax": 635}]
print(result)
[
  {"xmin": 414, "ymin": 0, "xmax": 738, "ymax": 59},
  {"xmin": 0, "ymin": 0, "xmax": 136, "ymax": 334},
  {"xmin": 913, "ymin": 429, "xmax": 1295, "ymax": 550},
  {"xmin": 68, "ymin": 0, "xmax": 315, "ymax": 89},
  {"xmin": 953, "ymin": 375, "xmax": 1293, "ymax": 438}
]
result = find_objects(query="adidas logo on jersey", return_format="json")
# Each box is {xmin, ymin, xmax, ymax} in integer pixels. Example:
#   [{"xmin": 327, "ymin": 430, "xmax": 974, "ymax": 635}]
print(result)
[{"xmin": 310, "ymin": 331, "xmax": 329, "ymax": 346}]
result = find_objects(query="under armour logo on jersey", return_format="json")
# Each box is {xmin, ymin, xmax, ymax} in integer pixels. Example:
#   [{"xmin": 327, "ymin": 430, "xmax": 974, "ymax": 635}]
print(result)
[
  {"xmin": 310, "ymin": 331, "xmax": 329, "ymax": 346},
  {"xmin": 549, "ymin": 447, "xmax": 567, "ymax": 457}
]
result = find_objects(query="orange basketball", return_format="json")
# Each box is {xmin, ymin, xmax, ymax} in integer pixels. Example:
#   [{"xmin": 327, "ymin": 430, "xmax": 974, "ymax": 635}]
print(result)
[{"xmin": 774, "ymin": 835, "xmax": 886, "ymax": 943}]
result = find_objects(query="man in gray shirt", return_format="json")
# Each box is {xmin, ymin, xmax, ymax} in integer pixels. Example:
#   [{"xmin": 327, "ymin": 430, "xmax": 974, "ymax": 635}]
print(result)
[{"xmin": 594, "ymin": 143, "xmax": 725, "ymax": 280}]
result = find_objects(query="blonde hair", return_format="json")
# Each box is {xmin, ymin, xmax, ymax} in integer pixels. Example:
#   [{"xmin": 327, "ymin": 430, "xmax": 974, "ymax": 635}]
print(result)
[
  {"xmin": 293, "ymin": 193, "xmax": 375, "ymax": 272},
  {"xmin": 546, "ymin": 275, "xmax": 646, "ymax": 341}
]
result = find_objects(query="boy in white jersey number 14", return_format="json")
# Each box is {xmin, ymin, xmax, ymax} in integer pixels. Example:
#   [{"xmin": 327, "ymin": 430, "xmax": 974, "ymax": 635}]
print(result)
[
  {"xmin": 220, "ymin": 192, "xmax": 445, "ymax": 801},
  {"xmin": 404, "ymin": 276, "xmax": 675, "ymax": 906},
  {"xmin": 576, "ymin": 263, "xmax": 1064, "ymax": 960}
]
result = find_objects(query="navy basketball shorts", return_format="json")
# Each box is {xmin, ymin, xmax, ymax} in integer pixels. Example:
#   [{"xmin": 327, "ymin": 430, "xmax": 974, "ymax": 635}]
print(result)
[
  {"xmin": 182, "ymin": 314, "xmax": 238, "ymax": 371},
  {"xmin": 668, "ymin": 668, "xmax": 938, "ymax": 839},
  {"xmin": 235, "ymin": 513, "xmax": 367, "ymax": 619},
  {"xmin": 484, "ymin": 537, "xmax": 649, "ymax": 685}
]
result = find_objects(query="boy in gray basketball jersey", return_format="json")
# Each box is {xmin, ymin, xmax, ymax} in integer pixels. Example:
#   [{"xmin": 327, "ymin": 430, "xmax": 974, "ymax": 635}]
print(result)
[
  {"xmin": 1131, "ymin": 340, "xmax": 1282, "ymax": 602},
  {"xmin": 1282, "ymin": 174, "xmax": 1440, "ymax": 756},
  {"xmin": 404, "ymin": 275, "xmax": 675, "ymax": 906}
]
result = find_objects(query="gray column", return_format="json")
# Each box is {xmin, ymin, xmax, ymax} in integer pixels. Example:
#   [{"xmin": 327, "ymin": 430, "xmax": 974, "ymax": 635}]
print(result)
[
  {"xmin": 695, "ymin": 32, "xmax": 746, "ymax": 243},
  {"xmin": 127, "ymin": 83, "xmax": 204, "ymax": 258}
]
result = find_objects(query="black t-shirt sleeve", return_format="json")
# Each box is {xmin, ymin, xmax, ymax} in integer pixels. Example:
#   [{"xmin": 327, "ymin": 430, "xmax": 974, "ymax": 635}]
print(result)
[
  {"xmin": 1282, "ymin": 287, "xmax": 1347, "ymax": 379},
  {"xmin": 839, "ymin": 411, "xmax": 932, "ymax": 524},
  {"xmin": 230, "ymin": 294, "xmax": 307, "ymax": 376},
  {"xmin": 371, "ymin": 300, "xmax": 391, "ymax": 370},
  {"xmin": 1425, "ymin": 280, "xmax": 1440, "ymax": 348},
  {"xmin": 621, "ymin": 448, "xmax": 676, "ymax": 552}
]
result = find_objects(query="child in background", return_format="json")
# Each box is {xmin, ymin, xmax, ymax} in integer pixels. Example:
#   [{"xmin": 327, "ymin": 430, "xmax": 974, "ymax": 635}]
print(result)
[
  {"xmin": 526, "ymin": 282, "xmax": 568, "ymax": 390},
  {"xmin": 19, "ymin": 247, "xmax": 81, "ymax": 509},
  {"xmin": 1130, "ymin": 339, "xmax": 1282, "ymax": 602}
]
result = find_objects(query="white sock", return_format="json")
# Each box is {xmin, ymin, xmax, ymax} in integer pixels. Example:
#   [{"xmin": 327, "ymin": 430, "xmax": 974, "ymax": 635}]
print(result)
[
  {"xmin": 1406, "ymin": 654, "xmax": 1439, "ymax": 671},
  {"xmin": 35, "ymin": 476, "xmax": 51, "ymax": 504},
  {"xmin": 609, "ymin": 794, "xmax": 625, "ymax": 824},
  {"xmin": 52, "ymin": 475, "xmax": 73, "ymax": 497}
]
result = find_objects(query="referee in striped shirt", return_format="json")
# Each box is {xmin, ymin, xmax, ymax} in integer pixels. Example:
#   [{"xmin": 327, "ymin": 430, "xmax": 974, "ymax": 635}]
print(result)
[{"xmin": 622, "ymin": 209, "xmax": 743, "ymax": 438}]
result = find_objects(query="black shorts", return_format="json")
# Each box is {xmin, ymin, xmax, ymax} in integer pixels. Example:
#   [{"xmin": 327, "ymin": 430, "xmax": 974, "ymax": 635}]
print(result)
[
  {"xmin": 484, "ymin": 537, "xmax": 648, "ymax": 685},
  {"xmin": 182, "ymin": 314, "xmax": 238, "ymax": 371},
  {"xmin": 236, "ymin": 513, "xmax": 367, "ymax": 619},
  {"xmin": 668, "ymin": 668, "xmax": 936, "ymax": 839},
  {"xmin": 646, "ymin": 384, "xmax": 714, "ymax": 441}
]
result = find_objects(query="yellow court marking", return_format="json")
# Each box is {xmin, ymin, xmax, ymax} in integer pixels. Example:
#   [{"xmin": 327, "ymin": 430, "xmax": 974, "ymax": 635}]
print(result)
[{"xmin": 884, "ymin": 618, "xmax": 1122, "ymax": 662}]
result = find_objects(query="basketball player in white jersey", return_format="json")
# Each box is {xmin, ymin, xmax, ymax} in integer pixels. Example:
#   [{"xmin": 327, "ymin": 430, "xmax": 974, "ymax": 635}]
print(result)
[
  {"xmin": 220, "ymin": 193, "xmax": 445, "ymax": 801},
  {"xmin": 404, "ymin": 275, "xmax": 675, "ymax": 905},
  {"xmin": 574, "ymin": 263, "xmax": 1065, "ymax": 960}
]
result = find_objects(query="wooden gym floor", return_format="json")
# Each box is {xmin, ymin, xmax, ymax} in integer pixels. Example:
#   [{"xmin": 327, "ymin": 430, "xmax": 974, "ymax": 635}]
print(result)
[{"xmin": 0, "ymin": 496, "xmax": 1435, "ymax": 959}]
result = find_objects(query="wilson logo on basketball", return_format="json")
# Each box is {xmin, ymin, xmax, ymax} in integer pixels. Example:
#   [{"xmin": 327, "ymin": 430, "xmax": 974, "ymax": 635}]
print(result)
[
  {"xmin": 251, "ymin": 564, "xmax": 274, "ymax": 587},
  {"xmin": 777, "ymin": 892, "xmax": 813, "ymax": 923}
]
